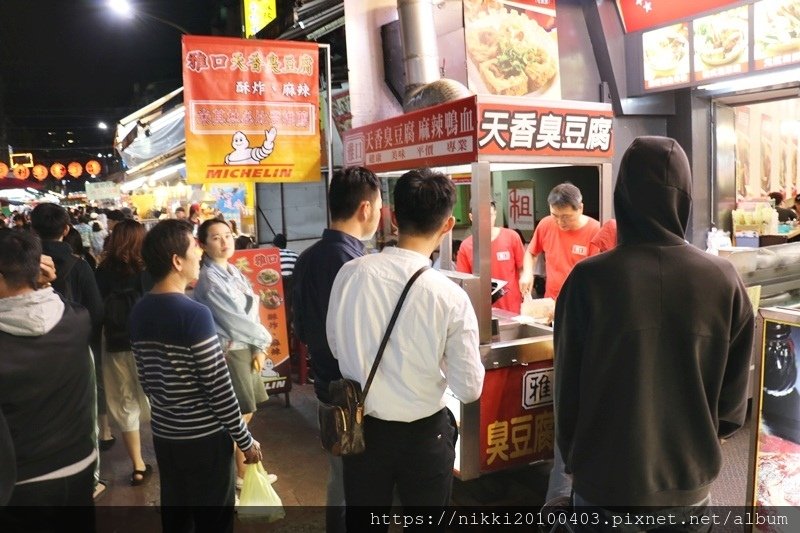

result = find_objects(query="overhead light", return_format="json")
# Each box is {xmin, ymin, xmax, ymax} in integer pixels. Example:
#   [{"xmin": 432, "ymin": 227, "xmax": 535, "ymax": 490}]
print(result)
[
  {"xmin": 97, "ymin": 153, "xmax": 103, "ymax": 157},
  {"xmin": 98, "ymin": 122, "xmax": 108, "ymax": 130},
  {"xmin": 108, "ymin": 0, "xmax": 133, "ymax": 18},
  {"xmin": 67, "ymin": 139, "xmax": 74, "ymax": 144},
  {"xmin": 697, "ymin": 68, "xmax": 800, "ymax": 93}
]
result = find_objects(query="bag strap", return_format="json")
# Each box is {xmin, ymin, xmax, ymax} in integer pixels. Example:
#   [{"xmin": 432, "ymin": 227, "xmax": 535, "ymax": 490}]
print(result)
[{"xmin": 361, "ymin": 265, "xmax": 430, "ymax": 403}]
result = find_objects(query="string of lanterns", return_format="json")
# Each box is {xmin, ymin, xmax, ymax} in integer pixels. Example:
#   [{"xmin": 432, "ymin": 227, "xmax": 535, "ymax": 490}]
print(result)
[{"xmin": 0, "ymin": 160, "xmax": 103, "ymax": 181}]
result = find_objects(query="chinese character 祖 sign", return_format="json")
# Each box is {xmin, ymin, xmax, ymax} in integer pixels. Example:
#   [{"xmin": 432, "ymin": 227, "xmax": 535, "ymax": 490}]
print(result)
[
  {"xmin": 507, "ymin": 184, "xmax": 535, "ymax": 231},
  {"xmin": 182, "ymin": 36, "xmax": 320, "ymax": 184},
  {"xmin": 230, "ymin": 248, "xmax": 291, "ymax": 396},
  {"xmin": 480, "ymin": 362, "xmax": 554, "ymax": 472}
]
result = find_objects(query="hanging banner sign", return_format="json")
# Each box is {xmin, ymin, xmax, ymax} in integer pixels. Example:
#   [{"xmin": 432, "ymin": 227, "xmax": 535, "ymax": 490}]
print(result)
[
  {"xmin": 476, "ymin": 97, "xmax": 614, "ymax": 158},
  {"xmin": 182, "ymin": 36, "xmax": 320, "ymax": 184},
  {"xmin": 85, "ymin": 181, "xmax": 122, "ymax": 202},
  {"xmin": 342, "ymin": 97, "xmax": 479, "ymax": 173},
  {"xmin": 229, "ymin": 248, "xmax": 291, "ymax": 397}
]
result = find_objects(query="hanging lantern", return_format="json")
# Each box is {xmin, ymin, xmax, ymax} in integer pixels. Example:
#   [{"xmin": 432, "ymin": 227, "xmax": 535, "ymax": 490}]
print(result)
[
  {"xmin": 68, "ymin": 162, "xmax": 83, "ymax": 178},
  {"xmin": 51, "ymin": 163, "xmax": 66, "ymax": 179},
  {"xmin": 0, "ymin": 162, "xmax": 8, "ymax": 178},
  {"xmin": 13, "ymin": 165, "xmax": 30, "ymax": 180},
  {"xmin": 32, "ymin": 164, "xmax": 49, "ymax": 181},
  {"xmin": 85, "ymin": 160, "xmax": 102, "ymax": 176}
]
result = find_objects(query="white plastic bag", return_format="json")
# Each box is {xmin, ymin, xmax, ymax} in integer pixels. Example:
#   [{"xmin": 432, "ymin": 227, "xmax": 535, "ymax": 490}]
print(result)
[{"xmin": 238, "ymin": 462, "xmax": 285, "ymax": 523}]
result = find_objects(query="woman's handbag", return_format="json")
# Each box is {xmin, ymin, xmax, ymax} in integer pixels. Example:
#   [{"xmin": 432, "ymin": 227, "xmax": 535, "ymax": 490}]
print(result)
[
  {"xmin": 318, "ymin": 265, "xmax": 430, "ymax": 456},
  {"xmin": 238, "ymin": 462, "xmax": 285, "ymax": 523}
]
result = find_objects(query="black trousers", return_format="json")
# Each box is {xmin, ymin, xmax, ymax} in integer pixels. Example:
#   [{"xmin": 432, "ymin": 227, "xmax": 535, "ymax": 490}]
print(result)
[
  {"xmin": 153, "ymin": 431, "xmax": 236, "ymax": 533},
  {"xmin": 0, "ymin": 461, "xmax": 96, "ymax": 533},
  {"xmin": 343, "ymin": 408, "xmax": 455, "ymax": 532}
]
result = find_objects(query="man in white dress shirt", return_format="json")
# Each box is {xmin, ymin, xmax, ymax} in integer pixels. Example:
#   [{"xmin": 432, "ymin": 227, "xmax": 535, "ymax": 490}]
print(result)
[{"xmin": 327, "ymin": 168, "xmax": 485, "ymax": 530}]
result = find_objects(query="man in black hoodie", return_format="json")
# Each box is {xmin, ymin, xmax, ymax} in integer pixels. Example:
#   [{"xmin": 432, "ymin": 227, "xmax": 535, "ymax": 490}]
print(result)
[{"xmin": 554, "ymin": 137, "xmax": 754, "ymax": 527}]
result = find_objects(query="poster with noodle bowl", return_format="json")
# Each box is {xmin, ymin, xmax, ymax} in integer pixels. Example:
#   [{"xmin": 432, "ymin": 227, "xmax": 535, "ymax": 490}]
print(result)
[{"xmin": 463, "ymin": 0, "xmax": 561, "ymax": 100}]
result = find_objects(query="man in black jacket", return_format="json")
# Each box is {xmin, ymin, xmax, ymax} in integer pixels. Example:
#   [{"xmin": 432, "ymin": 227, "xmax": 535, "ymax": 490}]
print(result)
[
  {"xmin": 554, "ymin": 137, "xmax": 754, "ymax": 529},
  {"xmin": 30, "ymin": 204, "xmax": 112, "ymax": 464},
  {"xmin": 0, "ymin": 228, "xmax": 95, "ymax": 529}
]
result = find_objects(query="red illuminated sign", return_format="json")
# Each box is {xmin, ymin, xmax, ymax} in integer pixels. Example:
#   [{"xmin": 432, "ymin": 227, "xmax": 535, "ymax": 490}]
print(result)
[{"xmin": 616, "ymin": 0, "xmax": 738, "ymax": 33}]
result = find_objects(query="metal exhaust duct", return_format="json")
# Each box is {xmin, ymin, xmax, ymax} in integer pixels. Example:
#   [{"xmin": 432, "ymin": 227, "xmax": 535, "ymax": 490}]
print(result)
[{"xmin": 397, "ymin": 0, "xmax": 472, "ymax": 112}]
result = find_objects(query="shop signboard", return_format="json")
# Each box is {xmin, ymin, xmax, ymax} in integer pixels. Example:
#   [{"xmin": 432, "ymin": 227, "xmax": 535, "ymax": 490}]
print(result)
[
  {"xmin": 342, "ymin": 97, "xmax": 478, "ymax": 173},
  {"xmin": 616, "ymin": 0, "xmax": 738, "ymax": 33},
  {"xmin": 230, "ymin": 248, "xmax": 291, "ymax": 396},
  {"xmin": 641, "ymin": 23, "xmax": 691, "ymax": 90},
  {"xmin": 182, "ymin": 36, "xmax": 320, "ymax": 185},
  {"xmin": 243, "ymin": 0, "xmax": 277, "ymax": 38},
  {"xmin": 633, "ymin": 0, "xmax": 800, "ymax": 94},
  {"xmin": 753, "ymin": 0, "xmax": 800, "ymax": 72},
  {"xmin": 343, "ymin": 96, "xmax": 614, "ymax": 173},
  {"xmin": 692, "ymin": 5, "xmax": 750, "ymax": 82},
  {"xmin": 476, "ymin": 97, "xmax": 614, "ymax": 159},
  {"xmin": 750, "ymin": 309, "xmax": 800, "ymax": 529},
  {"xmin": 85, "ymin": 181, "xmax": 122, "ymax": 202},
  {"xmin": 479, "ymin": 361, "xmax": 554, "ymax": 472},
  {"xmin": 463, "ymin": 0, "xmax": 560, "ymax": 100}
]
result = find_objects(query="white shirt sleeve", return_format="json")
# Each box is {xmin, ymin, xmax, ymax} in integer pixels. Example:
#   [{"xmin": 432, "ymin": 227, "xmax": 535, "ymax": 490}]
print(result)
[{"xmin": 442, "ymin": 294, "xmax": 484, "ymax": 403}]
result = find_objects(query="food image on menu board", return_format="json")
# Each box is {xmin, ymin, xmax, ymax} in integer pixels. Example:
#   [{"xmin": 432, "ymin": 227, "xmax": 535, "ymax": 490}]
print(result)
[
  {"xmin": 464, "ymin": 0, "xmax": 560, "ymax": 98},
  {"xmin": 693, "ymin": 6, "xmax": 749, "ymax": 80},
  {"xmin": 754, "ymin": 0, "xmax": 800, "ymax": 69},
  {"xmin": 642, "ymin": 24, "xmax": 690, "ymax": 90}
]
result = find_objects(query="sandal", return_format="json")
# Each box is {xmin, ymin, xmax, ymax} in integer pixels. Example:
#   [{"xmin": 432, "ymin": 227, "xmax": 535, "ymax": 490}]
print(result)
[
  {"xmin": 130, "ymin": 464, "xmax": 153, "ymax": 486},
  {"xmin": 99, "ymin": 436, "xmax": 116, "ymax": 451}
]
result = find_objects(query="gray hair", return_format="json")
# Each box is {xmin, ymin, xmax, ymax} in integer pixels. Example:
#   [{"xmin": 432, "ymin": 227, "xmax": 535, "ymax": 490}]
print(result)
[{"xmin": 547, "ymin": 183, "xmax": 582, "ymax": 210}]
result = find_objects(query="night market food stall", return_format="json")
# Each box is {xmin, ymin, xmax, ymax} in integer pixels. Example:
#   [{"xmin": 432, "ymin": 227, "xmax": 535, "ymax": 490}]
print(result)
[{"xmin": 343, "ymin": 93, "xmax": 614, "ymax": 480}]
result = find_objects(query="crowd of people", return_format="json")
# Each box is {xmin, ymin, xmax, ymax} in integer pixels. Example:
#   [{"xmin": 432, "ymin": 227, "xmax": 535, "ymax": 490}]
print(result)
[{"xmin": 0, "ymin": 136, "xmax": 755, "ymax": 533}]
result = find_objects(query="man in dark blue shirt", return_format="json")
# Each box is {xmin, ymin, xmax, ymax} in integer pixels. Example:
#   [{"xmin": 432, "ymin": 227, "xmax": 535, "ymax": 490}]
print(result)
[{"xmin": 292, "ymin": 166, "xmax": 382, "ymax": 533}]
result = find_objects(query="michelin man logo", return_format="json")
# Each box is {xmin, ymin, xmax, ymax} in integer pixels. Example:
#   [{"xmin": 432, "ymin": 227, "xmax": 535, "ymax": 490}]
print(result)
[{"xmin": 225, "ymin": 127, "xmax": 278, "ymax": 165}]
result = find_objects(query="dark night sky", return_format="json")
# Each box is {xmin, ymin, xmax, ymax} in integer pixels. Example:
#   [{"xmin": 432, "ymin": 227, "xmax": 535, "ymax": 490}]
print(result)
[{"xmin": 0, "ymin": 0, "xmax": 216, "ymax": 153}]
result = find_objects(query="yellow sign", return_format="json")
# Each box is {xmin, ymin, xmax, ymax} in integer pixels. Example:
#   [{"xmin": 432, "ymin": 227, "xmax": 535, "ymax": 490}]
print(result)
[{"xmin": 243, "ymin": 0, "xmax": 277, "ymax": 38}]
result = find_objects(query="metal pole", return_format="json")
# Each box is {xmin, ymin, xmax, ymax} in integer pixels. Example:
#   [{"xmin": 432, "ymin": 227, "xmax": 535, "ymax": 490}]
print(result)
[{"xmin": 320, "ymin": 43, "xmax": 334, "ymax": 226}]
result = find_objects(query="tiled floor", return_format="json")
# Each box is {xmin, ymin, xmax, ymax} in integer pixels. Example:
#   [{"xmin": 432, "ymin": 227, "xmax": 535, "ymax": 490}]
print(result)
[{"xmin": 93, "ymin": 381, "xmax": 754, "ymax": 531}]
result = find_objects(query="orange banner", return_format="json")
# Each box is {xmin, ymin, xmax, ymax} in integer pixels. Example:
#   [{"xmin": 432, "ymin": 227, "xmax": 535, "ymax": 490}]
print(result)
[
  {"xmin": 182, "ymin": 36, "xmax": 320, "ymax": 184},
  {"xmin": 230, "ymin": 248, "xmax": 291, "ymax": 396}
]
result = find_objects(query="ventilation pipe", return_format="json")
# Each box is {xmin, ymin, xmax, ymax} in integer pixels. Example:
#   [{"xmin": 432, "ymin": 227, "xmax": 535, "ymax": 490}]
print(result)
[{"xmin": 397, "ymin": 0, "xmax": 472, "ymax": 112}]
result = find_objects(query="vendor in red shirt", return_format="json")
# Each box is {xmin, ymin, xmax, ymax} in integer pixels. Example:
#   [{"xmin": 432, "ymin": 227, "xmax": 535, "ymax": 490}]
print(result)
[
  {"xmin": 456, "ymin": 201, "xmax": 525, "ymax": 313},
  {"xmin": 519, "ymin": 183, "xmax": 600, "ymax": 300}
]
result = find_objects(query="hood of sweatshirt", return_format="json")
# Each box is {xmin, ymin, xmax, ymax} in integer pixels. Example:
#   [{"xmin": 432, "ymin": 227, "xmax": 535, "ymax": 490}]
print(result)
[
  {"xmin": 614, "ymin": 136, "xmax": 692, "ymax": 247},
  {"xmin": 0, "ymin": 287, "xmax": 65, "ymax": 337}
]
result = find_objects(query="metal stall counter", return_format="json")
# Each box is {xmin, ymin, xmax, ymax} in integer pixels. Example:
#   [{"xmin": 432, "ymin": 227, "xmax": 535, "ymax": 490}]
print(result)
[{"xmin": 342, "ymin": 94, "xmax": 614, "ymax": 480}]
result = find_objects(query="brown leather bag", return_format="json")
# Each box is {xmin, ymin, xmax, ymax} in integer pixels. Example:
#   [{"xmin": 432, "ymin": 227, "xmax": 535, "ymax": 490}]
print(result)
[{"xmin": 317, "ymin": 265, "xmax": 429, "ymax": 456}]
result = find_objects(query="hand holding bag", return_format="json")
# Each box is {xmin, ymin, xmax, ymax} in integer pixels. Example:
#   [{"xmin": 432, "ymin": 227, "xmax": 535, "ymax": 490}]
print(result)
[
  {"xmin": 318, "ymin": 265, "xmax": 429, "ymax": 456},
  {"xmin": 238, "ymin": 462, "xmax": 285, "ymax": 523}
]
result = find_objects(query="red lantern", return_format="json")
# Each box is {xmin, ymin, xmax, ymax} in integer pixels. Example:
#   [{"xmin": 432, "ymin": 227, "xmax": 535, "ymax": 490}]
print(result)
[
  {"xmin": 85, "ymin": 160, "xmax": 102, "ymax": 176},
  {"xmin": 32, "ymin": 164, "xmax": 49, "ymax": 181},
  {"xmin": 13, "ymin": 165, "xmax": 30, "ymax": 180},
  {"xmin": 0, "ymin": 162, "xmax": 8, "ymax": 178},
  {"xmin": 51, "ymin": 163, "xmax": 66, "ymax": 179},
  {"xmin": 68, "ymin": 162, "xmax": 83, "ymax": 178}
]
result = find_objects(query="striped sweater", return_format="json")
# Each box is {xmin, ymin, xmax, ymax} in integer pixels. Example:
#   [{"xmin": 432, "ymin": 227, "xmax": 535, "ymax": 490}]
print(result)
[{"xmin": 129, "ymin": 292, "xmax": 253, "ymax": 451}]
